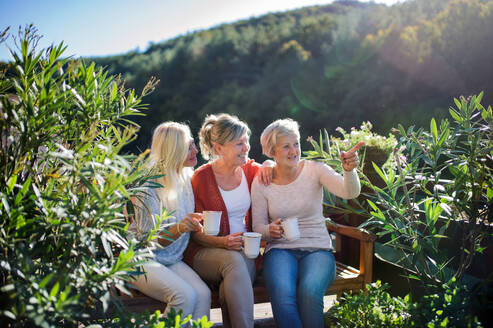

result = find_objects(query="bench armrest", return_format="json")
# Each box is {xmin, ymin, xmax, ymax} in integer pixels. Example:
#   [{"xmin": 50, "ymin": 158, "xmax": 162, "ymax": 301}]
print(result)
[
  {"xmin": 326, "ymin": 219, "xmax": 376, "ymax": 289},
  {"xmin": 326, "ymin": 221, "xmax": 376, "ymax": 242}
]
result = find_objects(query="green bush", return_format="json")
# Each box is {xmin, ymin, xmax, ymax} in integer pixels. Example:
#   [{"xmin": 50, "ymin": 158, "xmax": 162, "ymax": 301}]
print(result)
[
  {"xmin": 360, "ymin": 92, "xmax": 492, "ymax": 288},
  {"xmin": 326, "ymin": 280, "xmax": 483, "ymax": 328},
  {"xmin": 308, "ymin": 92, "xmax": 492, "ymax": 290},
  {"xmin": 0, "ymin": 26, "xmax": 211, "ymax": 327},
  {"xmin": 415, "ymin": 278, "xmax": 482, "ymax": 328},
  {"xmin": 326, "ymin": 280, "xmax": 417, "ymax": 328}
]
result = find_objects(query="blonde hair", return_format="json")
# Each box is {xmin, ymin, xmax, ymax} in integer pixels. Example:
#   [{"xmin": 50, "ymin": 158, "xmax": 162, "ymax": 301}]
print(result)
[
  {"xmin": 199, "ymin": 113, "xmax": 250, "ymax": 160},
  {"xmin": 150, "ymin": 122, "xmax": 193, "ymax": 205},
  {"xmin": 260, "ymin": 118, "xmax": 300, "ymax": 158}
]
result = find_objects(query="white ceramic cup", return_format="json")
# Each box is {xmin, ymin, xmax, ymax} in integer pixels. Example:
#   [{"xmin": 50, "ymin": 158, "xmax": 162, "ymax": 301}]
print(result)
[
  {"xmin": 281, "ymin": 218, "xmax": 300, "ymax": 241},
  {"xmin": 203, "ymin": 211, "xmax": 221, "ymax": 235},
  {"xmin": 242, "ymin": 232, "xmax": 262, "ymax": 259}
]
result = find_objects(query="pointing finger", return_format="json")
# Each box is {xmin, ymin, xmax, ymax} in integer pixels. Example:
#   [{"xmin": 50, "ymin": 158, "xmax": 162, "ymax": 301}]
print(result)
[{"xmin": 347, "ymin": 141, "xmax": 365, "ymax": 154}]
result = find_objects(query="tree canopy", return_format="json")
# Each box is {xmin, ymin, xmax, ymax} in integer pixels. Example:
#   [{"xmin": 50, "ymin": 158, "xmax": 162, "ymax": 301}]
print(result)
[{"xmin": 92, "ymin": 0, "xmax": 493, "ymax": 160}]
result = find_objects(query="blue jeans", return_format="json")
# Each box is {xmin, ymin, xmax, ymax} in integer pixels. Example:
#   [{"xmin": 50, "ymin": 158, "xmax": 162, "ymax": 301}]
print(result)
[{"xmin": 263, "ymin": 248, "xmax": 336, "ymax": 328}]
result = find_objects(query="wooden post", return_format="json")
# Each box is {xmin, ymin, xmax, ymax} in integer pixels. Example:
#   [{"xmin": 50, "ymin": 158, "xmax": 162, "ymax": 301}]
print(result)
[{"xmin": 360, "ymin": 240, "xmax": 374, "ymax": 291}]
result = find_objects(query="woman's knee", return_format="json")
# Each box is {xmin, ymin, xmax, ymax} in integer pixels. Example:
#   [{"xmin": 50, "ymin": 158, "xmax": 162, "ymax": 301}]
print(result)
[
  {"xmin": 220, "ymin": 250, "xmax": 249, "ymax": 274},
  {"xmin": 168, "ymin": 284, "xmax": 198, "ymax": 312},
  {"xmin": 195, "ymin": 281, "xmax": 211, "ymax": 303}
]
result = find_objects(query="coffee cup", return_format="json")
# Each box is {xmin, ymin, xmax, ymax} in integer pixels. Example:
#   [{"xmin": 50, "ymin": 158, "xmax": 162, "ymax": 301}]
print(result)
[
  {"xmin": 242, "ymin": 232, "xmax": 261, "ymax": 259},
  {"xmin": 281, "ymin": 218, "xmax": 300, "ymax": 241},
  {"xmin": 203, "ymin": 211, "xmax": 221, "ymax": 235}
]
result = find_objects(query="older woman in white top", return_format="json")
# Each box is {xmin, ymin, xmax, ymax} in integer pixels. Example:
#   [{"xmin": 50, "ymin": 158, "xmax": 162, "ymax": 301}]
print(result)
[
  {"xmin": 251, "ymin": 118, "xmax": 363, "ymax": 328},
  {"xmin": 128, "ymin": 122, "xmax": 211, "ymax": 321}
]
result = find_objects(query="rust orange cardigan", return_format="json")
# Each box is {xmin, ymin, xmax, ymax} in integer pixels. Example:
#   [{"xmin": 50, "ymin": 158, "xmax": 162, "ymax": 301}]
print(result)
[{"xmin": 183, "ymin": 159, "xmax": 260, "ymax": 266}]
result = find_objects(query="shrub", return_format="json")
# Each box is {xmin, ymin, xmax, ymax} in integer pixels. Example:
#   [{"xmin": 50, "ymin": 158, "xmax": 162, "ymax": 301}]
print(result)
[
  {"xmin": 326, "ymin": 280, "xmax": 417, "ymax": 328},
  {"xmin": 0, "ymin": 26, "xmax": 211, "ymax": 327},
  {"xmin": 326, "ymin": 280, "xmax": 483, "ymax": 328},
  {"xmin": 415, "ymin": 278, "xmax": 482, "ymax": 328},
  {"xmin": 360, "ymin": 93, "xmax": 492, "ymax": 288},
  {"xmin": 307, "ymin": 93, "xmax": 492, "ymax": 290}
]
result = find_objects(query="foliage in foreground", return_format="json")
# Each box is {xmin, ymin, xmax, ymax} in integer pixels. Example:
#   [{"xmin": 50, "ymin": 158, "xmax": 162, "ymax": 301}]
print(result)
[
  {"xmin": 326, "ymin": 280, "xmax": 417, "ymax": 328},
  {"xmin": 308, "ymin": 92, "xmax": 492, "ymax": 291},
  {"xmin": 0, "ymin": 26, "xmax": 211, "ymax": 327},
  {"xmin": 326, "ymin": 279, "xmax": 482, "ymax": 328}
]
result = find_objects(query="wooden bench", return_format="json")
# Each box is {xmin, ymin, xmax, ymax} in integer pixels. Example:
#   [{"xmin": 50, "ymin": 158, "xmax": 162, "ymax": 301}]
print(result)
[{"xmin": 115, "ymin": 221, "xmax": 376, "ymax": 313}]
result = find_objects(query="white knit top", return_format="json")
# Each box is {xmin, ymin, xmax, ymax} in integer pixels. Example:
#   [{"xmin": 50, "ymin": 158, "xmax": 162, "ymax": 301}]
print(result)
[{"xmin": 251, "ymin": 160, "xmax": 360, "ymax": 253}]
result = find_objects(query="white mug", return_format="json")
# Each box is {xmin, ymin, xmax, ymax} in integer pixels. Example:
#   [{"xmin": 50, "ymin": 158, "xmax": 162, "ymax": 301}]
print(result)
[
  {"xmin": 242, "ymin": 232, "xmax": 261, "ymax": 259},
  {"xmin": 203, "ymin": 211, "xmax": 221, "ymax": 235},
  {"xmin": 281, "ymin": 218, "xmax": 300, "ymax": 241}
]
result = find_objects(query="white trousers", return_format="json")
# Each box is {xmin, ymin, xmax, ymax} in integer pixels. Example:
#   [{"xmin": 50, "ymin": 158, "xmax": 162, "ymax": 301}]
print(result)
[{"xmin": 131, "ymin": 260, "xmax": 211, "ymax": 320}]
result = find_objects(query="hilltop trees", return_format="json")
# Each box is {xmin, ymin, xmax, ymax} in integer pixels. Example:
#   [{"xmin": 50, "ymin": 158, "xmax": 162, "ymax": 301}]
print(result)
[{"xmin": 92, "ymin": 0, "xmax": 493, "ymax": 159}]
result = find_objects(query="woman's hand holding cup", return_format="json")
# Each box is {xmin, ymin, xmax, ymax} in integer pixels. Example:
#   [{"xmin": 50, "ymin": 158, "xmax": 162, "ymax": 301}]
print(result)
[
  {"xmin": 178, "ymin": 213, "xmax": 203, "ymax": 233},
  {"xmin": 223, "ymin": 232, "xmax": 244, "ymax": 251},
  {"xmin": 269, "ymin": 218, "xmax": 283, "ymax": 239}
]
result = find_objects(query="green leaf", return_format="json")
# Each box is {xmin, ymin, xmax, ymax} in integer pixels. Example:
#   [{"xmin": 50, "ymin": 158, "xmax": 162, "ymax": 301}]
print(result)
[
  {"xmin": 412, "ymin": 239, "xmax": 418, "ymax": 249},
  {"xmin": 432, "ymin": 234, "xmax": 448, "ymax": 239},
  {"xmin": 437, "ymin": 128, "xmax": 449, "ymax": 147},
  {"xmin": 398, "ymin": 124, "xmax": 407, "ymax": 137},
  {"xmin": 15, "ymin": 177, "xmax": 31, "ymax": 206},
  {"xmin": 49, "ymin": 281, "xmax": 60, "ymax": 299},
  {"xmin": 372, "ymin": 162, "xmax": 387, "ymax": 184},
  {"xmin": 39, "ymin": 273, "xmax": 54, "ymax": 289},
  {"xmin": 16, "ymin": 215, "xmax": 26, "ymax": 229},
  {"xmin": 367, "ymin": 199, "xmax": 378, "ymax": 211},
  {"xmin": 430, "ymin": 118, "xmax": 438, "ymax": 143},
  {"xmin": 453, "ymin": 97, "xmax": 461, "ymax": 109},
  {"xmin": 476, "ymin": 91, "xmax": 484, "ymax": 105},
  {"xmin": 324, "ymin": 129, "xmax": 331, "ymax": 155},
  {"xmin": 449, "ymin": 108, "xmax": 461, "ymax": 122},
  {"xmin": 7, "ymin": 175, "xmax": 17, "ymax": 193}
]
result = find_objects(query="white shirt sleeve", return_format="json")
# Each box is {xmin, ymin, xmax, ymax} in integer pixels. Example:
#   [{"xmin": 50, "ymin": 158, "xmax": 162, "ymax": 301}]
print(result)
[{"xmin": 315, "ymin": 161, "xmax": 361, "ymax": 199}]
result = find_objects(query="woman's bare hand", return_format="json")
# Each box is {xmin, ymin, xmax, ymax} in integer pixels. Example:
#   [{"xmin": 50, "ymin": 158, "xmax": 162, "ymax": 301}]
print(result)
[
  {"xmin": 340, "ymin": 141, "xmax": 364, "ymax": 171},
  {"xmin": 178, "ymin": 213, "xmax": 203, "ymax": 233},
  {"xmin": 269, "ymin": 218, "xmax": 283, "ymax": 239},
  {"xmin": 258, "ymin": 160, "xmax": 275, "ymax": 185},
  {"xmin": 222, "ymin": 232, "xmax": 244, "ymax": 250}
]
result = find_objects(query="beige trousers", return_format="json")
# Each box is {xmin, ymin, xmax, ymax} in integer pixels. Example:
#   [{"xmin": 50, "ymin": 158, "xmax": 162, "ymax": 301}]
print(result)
[
  {"xmin": 193, "ymin": 248, "xmax": 256, "ymax": 328},
  {"xmin": 131, "ymin": 260, "xmax": 211, "ymax": 320}
]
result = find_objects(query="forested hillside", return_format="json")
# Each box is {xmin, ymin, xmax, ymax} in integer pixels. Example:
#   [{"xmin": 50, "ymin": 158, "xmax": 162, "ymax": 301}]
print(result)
[{"xmin": 93, "ymin": 0, "xmax": 493, "ymax": 159}]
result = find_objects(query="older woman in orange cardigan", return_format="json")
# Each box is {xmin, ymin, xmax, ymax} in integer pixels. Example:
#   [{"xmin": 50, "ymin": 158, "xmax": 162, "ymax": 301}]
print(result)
[{"xmin": 184, "ymin": 113, "xmax": 271, "ymax": 328}]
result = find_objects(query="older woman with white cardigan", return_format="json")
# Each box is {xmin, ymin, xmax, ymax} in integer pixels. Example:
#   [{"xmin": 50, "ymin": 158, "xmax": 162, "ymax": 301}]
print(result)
[{"xmin": 251, "ymin": 118, "xmax": 363, "ymax": 328}]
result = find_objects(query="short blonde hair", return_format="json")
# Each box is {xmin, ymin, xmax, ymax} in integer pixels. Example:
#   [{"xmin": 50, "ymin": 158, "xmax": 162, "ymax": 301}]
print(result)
[
  {"xmin": 260, "ymin": 118, "xmax": 300, "ymax": 158},
  {"xmin": 150, "ymin": 122, "xmax": 193, "ymax": 202},
  {"xmin": 199, "ymin": 113, "xmax": 250, "ymax": 160}
]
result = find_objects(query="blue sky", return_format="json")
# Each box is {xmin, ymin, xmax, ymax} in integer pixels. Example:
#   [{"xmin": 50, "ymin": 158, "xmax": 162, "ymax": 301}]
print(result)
[{"xmin": 0, "ymin": 0, "xmax": 404, "ymax": 61}]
